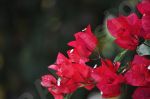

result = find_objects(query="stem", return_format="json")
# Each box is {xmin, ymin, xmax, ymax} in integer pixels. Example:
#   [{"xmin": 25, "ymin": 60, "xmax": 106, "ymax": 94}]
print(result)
[{"xmin": 64, "ymin": 94, "xmax": 72, "ymax": 99}]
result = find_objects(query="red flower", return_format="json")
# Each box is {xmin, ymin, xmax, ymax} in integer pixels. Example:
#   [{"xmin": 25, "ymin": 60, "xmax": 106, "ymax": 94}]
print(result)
[
  {"xmin": 137, "ymin": 1, "xmax": 150, "ymax": 14},
  {"xmin": 72, "ymin": 63, "xmax": 95, "ymax": 90},
  {"xmin": 68, "ymin": 40, "xmax": 91, "ymax": 58},
  {"xmin": 41, "ymin": 75, "xmax": 63, "ymax": 99},
  {"xmin": 107, "ymin": 13, "xmax": 141, "ymax": 50},
  {"xmin": 67, "ymin": 49, "xmax": 89, "ymax": 64},
  {"xmin": 74, "ymin": 25, "xmax": 98, "ymax": 51},
  {"xmin": 125, "ymin": 55, "xmax": 150, "ymax": 86},
  {"xmin": 41, "ymin": 75, "xmax": 78, "ymax": 99},
  {"xmin": 41, "ymin": 75, "xmax": 56, "ymax": 88},
  {"xmin": 137, "ymin": 0, "xmax": 150, "ymax": 39},
  {"xmin": 68, "ymin": 25, "xmax": 98, "ymax": 57},
  {"xmin": 49, "ymin": 53, "xmax": 75, "ymax": 78},
  {"xmin": 49, "ymin": 53, "xmax": 95, "ymax": 90},
  {"xmin": 132, "ymin": 87, "xmax": 150, "ymax": 99},
  {"xmin": 92, "ymin": 59, "xmax": 124, "ymax": 98}
]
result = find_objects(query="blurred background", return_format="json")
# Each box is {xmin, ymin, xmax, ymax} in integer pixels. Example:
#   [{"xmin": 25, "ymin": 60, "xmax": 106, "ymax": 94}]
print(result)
[{"xmin": 0, "ymin": 0, "xmax": 140, "ymax": 99}]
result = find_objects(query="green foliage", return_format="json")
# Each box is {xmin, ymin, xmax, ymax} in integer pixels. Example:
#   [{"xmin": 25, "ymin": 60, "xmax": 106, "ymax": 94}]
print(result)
[
  {"xmin": 137, "ymin": 40, "xmax": 150, "ymax": 56},
  {"xmin": 114, "ymin": 50, "xmax": 128, "ymax": 62}
]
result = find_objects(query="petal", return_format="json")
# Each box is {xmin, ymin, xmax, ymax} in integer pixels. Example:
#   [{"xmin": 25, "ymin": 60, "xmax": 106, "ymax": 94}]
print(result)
[
  {"xmin": 74, "ymin": 25, "xmax": 98, "ymax": 51},
  {"xmin": 48, "ymin": 64, "xmax": 58, "ymax": 70},
  {"xmin": 41, "ymin": 75, "xmax": 56, "ymax": 87},
  {"xmin": 142, "ymin": 14, "xmax": 150, "ymax": 34},
  {"xmin": 115, "ymin": 37, "xmax": 139, "ymax": 50},
  {"xmin": 137, "ymin": 3, "xmax": 150, "ymax": 14},
  {"xmin": 67, "ymin": 49, "xmax": 89, "ymax": 64},
  {"xmin": 107, "ymin": 17, "xmax": 126, "ymax": 38},
  {"xmin": 56, "ymin": 53, "xmax": 69, "ymax": 64},
  {"xmin": 97, "ymin": 83, "xmax": 121, "ymax": 98},
  {"xmin": 132, "ymin": 87, "xmax": 150, "ymax": 99},
  {"xmin": 132, "ymin": 55, "xmax": 150, "ymax": 66},
  {"xmin": 125, "ymin": 69, "xmax": 147, "ymax": 86}
]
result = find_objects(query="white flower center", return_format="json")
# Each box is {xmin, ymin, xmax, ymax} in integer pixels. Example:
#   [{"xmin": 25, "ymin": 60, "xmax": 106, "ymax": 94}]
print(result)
[
  {"xmin": 93, "ymin": 64, "xmax": 97, "ymax": 69},
  {"xmin": 147, "ymin": 65, "xmax": 150, "ymax": 70},
  {"xmin": 122, "ymin": 69, "xmax": 127, "ymax": 73},
  {"xmin": 57, "ymin": 78, "xmax": 61, "ymax": 86},
  {"xmin": 70, "ymin": 49, "xmax": 74, "ymax": 53},
  {"xmin": 82, "ymin": 28, "xmax": 87, "ymax": 32}
]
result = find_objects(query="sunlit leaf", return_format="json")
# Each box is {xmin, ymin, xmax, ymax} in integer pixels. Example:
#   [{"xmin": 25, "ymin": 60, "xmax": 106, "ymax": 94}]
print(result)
[{"xmin": 137, "ymin": 42, "xmax": 150, "ymax": 56}]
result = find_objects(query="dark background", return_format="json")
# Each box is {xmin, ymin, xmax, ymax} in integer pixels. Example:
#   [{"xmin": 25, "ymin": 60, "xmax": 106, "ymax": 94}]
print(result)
[{"xmin": 0, "ymin": 0, "xmax": 139, "ymax": 99}]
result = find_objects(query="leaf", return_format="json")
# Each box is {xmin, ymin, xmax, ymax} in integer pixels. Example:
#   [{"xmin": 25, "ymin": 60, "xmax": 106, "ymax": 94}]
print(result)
[
  {"xmin": 137, "ymin": 42, "xmax": 150, "ymax": 56},
  {"xmin": 114, "ymin": 50, "xmax": 128, "ymax": 62}
]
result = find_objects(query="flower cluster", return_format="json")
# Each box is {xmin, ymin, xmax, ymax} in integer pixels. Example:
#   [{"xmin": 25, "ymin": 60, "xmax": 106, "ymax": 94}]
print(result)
[
  {"xmin": 41, "ymin": 0, "xmax": 150, "ymax": 99},
  {"xmin": 41, "ymin": 25, "xmax": 98, "ymax": 99}
]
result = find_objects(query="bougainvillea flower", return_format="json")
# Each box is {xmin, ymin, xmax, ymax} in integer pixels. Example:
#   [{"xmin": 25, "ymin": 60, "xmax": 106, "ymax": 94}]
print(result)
[
  {"xmin": 68, "ymin": 25, "xmax": 98, "ymax": 57},
  {"xmin": 68, "ymin": 40, "xmax": 92, "ymax": 58},
  {"xmin": 41, "ymin": 75, "xmax": 64, "ymax": 99},
  {"xmin": 72, "ymin": 63, "xmax": 95, "ymax": 90},
  {"xmin": 49, "ymin": 53, "xmax": 75, "ymax": 78},
  {"xmin": 115, "ymin": 36, "xmax": 139, "ymax": 50},
  {"xmin": 107, "ymin": 13, "xmax": 141, "ymax": 50},
  {"xmin": 74, "ymin": 25, "xmax": 98, "ymax": 51},
  {"xmin": 49, "ymin": 53, "xmax": 95, "ymax": 90},
  {"xmin": 92, "ymin": 59, "xmax": 124, "ymax": 98},
  {"xmin": 132, "ymin": 87, "xmax": 150, "ymax": 99},
  {"xmin": 137, "ymin": 1, "xmax": 150, "ymax": 39},
  {"xmin": 40, "ymin": 1, "xmax": 150, "ymax": 99},
  {"xmin": 137, "ymin": 2, "xmax": 150, "ymax": 14},
  {"xmin": 67, "ymin": 49, "xmax": 89, "ymax": 64},
  {"xmin": 41, "ymin": 75, "xmax": 57, "ymax": 88},
  {"xmin": 125, "ymin": 55, "xmax": 150, "ymax": 86},
  {"xmin": 141, "ymin": 15, "xmax": 150, "ymax": 39},
  {"xmin": 41, "ymin": 75, "xmax": 79, "ymax": 99},
  {"xmin": 49, "ymin": 53, "xmax": 83, "ymax": 79}
]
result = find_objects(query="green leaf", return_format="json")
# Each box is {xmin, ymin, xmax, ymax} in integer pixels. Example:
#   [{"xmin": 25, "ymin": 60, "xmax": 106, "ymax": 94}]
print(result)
[
  {"xmin": 137, "ymin": 42, "xmax": 150, "ymax": 56},
  {"xmin": 114, "ymin": 50, "xmax": 128, "ymax": 62}
]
